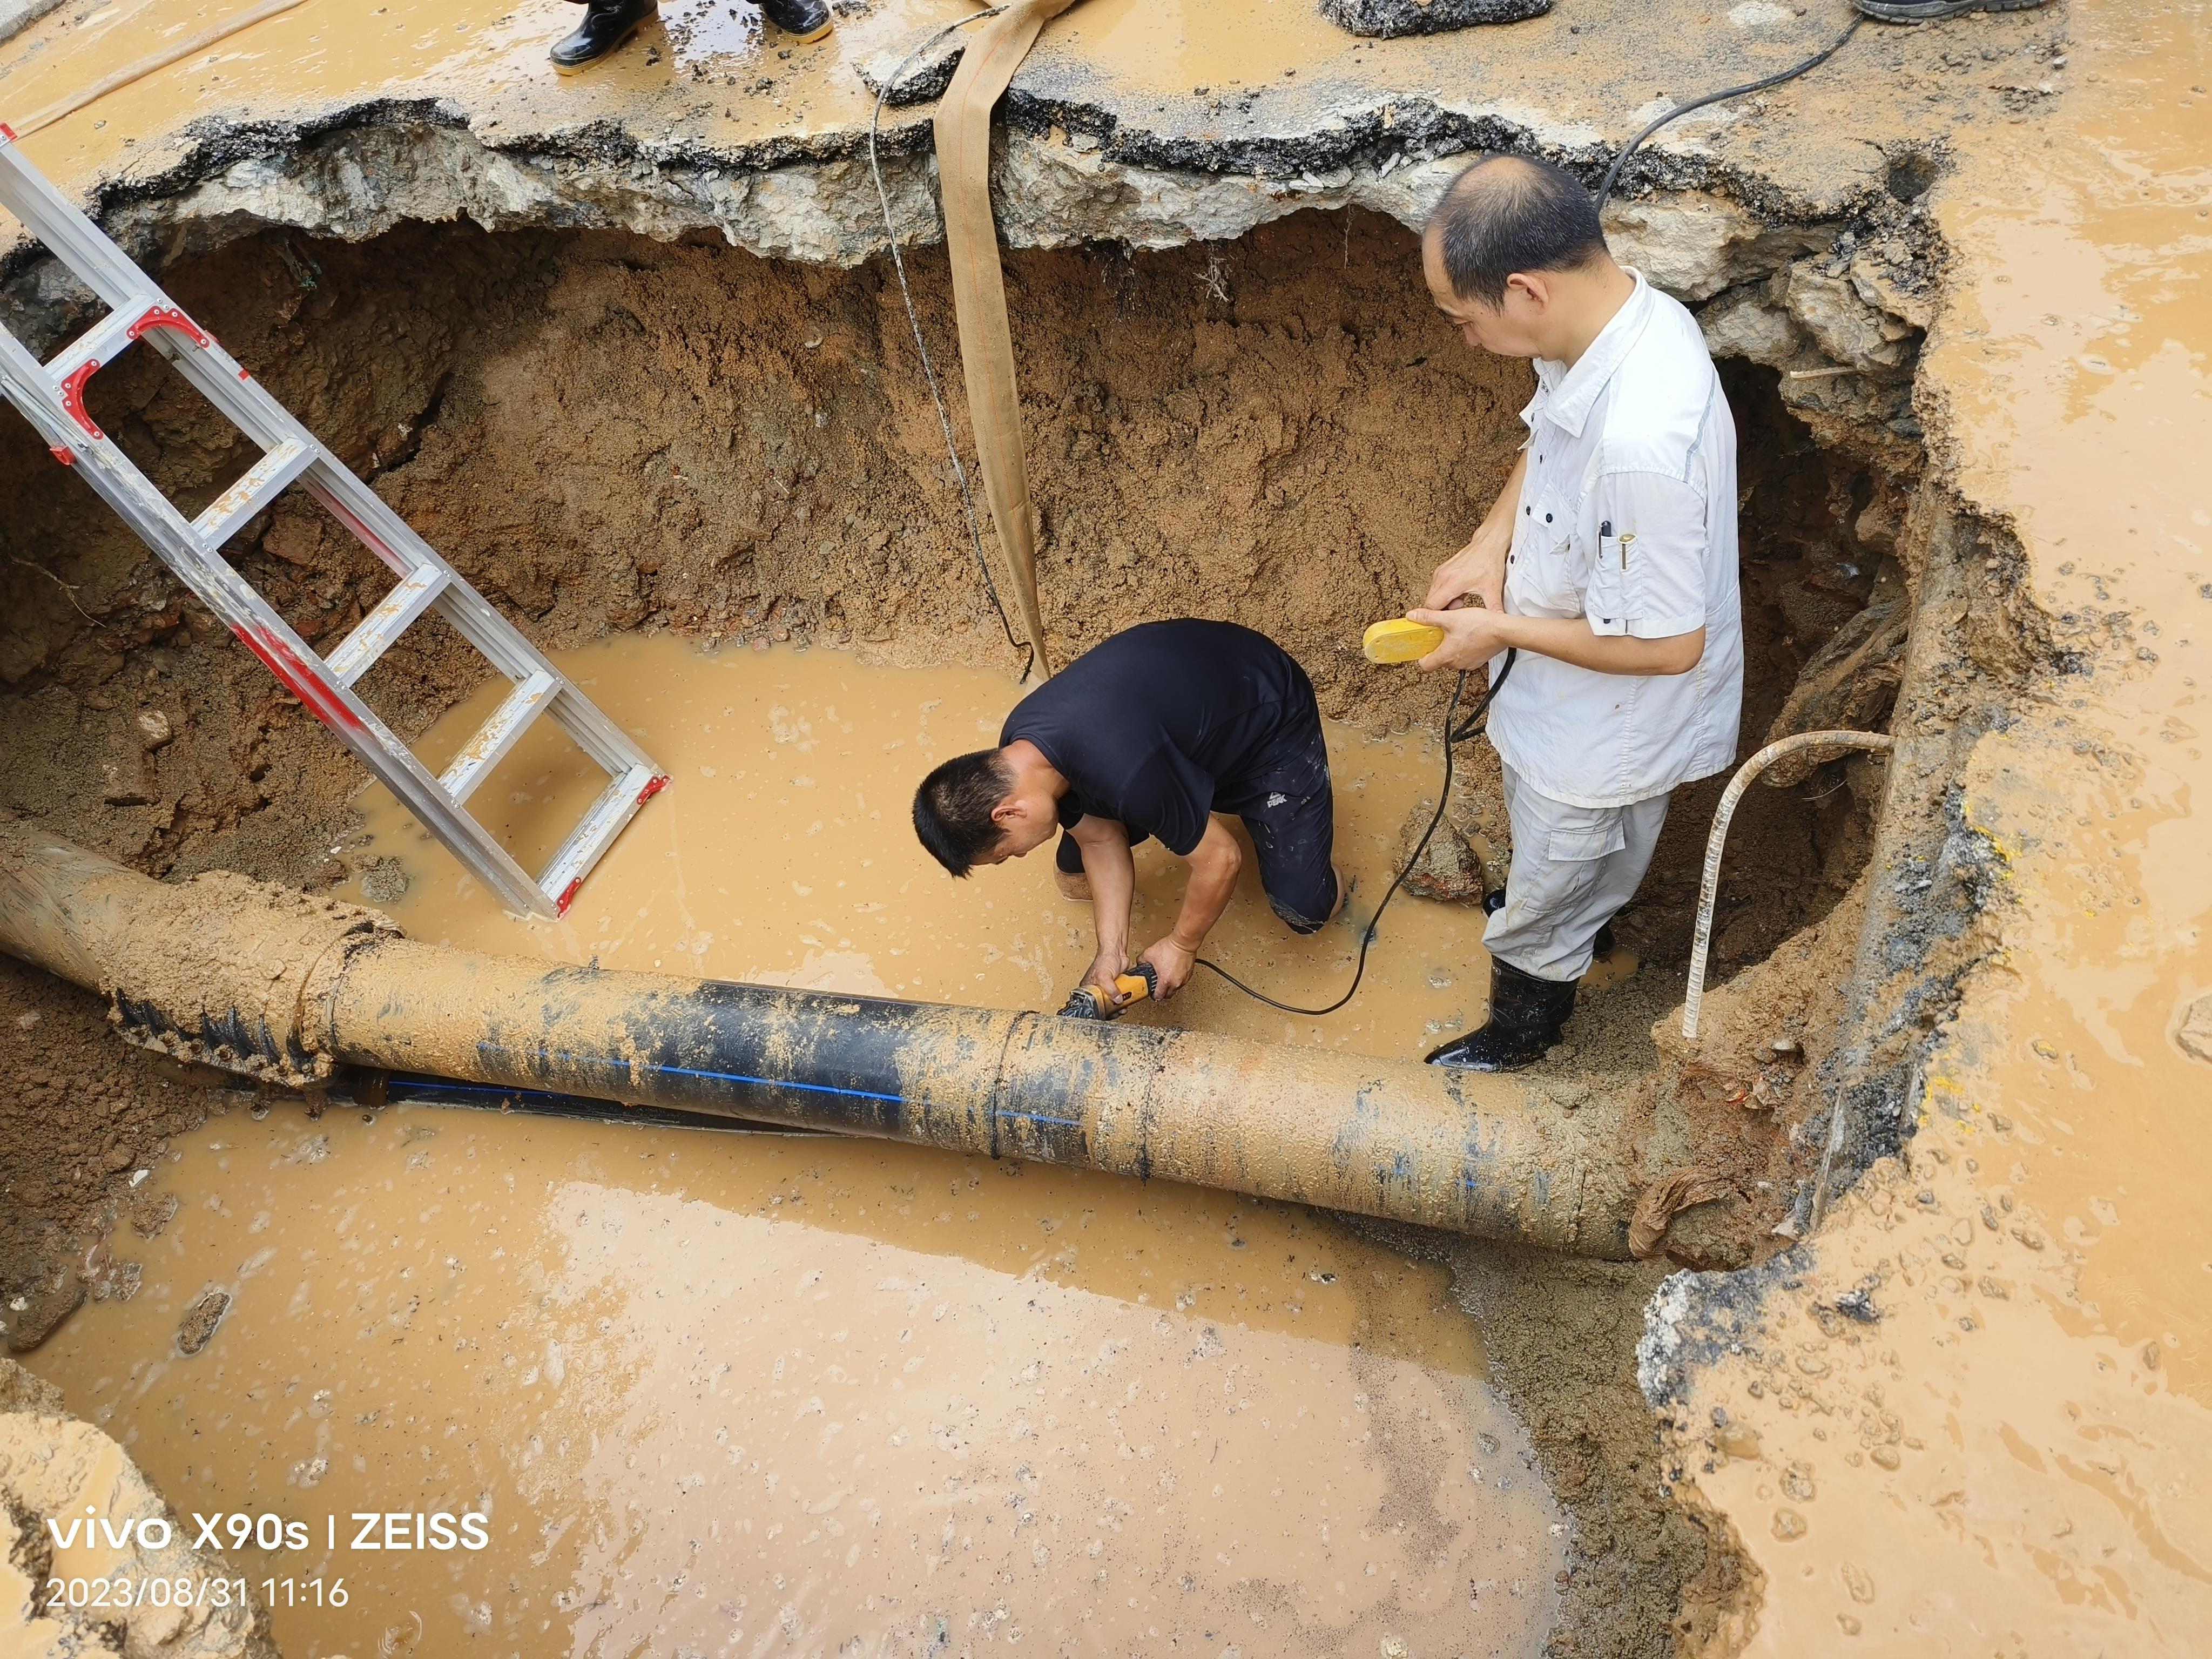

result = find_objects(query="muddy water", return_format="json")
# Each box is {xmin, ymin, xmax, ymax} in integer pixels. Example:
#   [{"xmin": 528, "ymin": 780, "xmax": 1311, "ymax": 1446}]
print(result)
[
  {"xmin": 26, "ymin": 1102, "xmax": 1565, "ymax": 1657},
  {"xmin": 1672, "ymin": 2, "xmax": 2212, "ymax": 1650},
  {"xmin": 27, "ymin": 637, "xmax": 1579, "ymax": 1655},
  {"xmin": 337, "ymin": 631, "xmax": 1558, "ymax": 1058}
]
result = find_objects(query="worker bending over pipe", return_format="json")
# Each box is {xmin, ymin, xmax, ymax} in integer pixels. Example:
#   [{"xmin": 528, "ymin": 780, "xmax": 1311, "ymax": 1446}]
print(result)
[
  {"xmin": 912, "ymin": 621, "xmax": 1345, "ymax": 1011},
  {"xmin": 1405, "ymin": 156, "xmax": 1745, "ymax": 1072}
]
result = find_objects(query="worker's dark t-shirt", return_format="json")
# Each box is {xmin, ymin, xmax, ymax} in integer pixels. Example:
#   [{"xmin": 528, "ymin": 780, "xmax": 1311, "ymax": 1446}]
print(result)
[{"xmin": 999, "ymin": 620, "xmax": 1317, "ymax": 857}]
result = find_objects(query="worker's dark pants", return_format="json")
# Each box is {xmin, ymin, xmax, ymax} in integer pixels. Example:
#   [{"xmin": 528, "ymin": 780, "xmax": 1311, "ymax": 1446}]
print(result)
[{"xmin": 1054, "ymin": 700, "xmax": 1339, "ymax": 935}]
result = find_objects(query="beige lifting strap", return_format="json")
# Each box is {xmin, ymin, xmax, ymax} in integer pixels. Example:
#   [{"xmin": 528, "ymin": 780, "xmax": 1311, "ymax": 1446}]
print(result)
[{"xmin": 932, "ymin": 0, "xmax": 1077, "ymax": 679}]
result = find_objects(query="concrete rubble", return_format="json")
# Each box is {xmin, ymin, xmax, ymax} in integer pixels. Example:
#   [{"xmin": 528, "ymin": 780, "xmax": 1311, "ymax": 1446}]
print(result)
[{"xmin": 0, "ymin": 1358, "xmax": 278, "ymax": 1657}]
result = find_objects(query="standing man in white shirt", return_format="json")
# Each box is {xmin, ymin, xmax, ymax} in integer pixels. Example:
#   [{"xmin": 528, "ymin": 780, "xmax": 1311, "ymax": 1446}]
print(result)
[{"xmin": 1405, "ymin": 154, "xmax": 1745, "ymax": 1071}]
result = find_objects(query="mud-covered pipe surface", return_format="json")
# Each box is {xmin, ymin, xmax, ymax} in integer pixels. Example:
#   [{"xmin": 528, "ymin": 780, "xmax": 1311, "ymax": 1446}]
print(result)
[{"xmin": 0, "ymin": 819, "xmax": 1635, "ymax": 1256}]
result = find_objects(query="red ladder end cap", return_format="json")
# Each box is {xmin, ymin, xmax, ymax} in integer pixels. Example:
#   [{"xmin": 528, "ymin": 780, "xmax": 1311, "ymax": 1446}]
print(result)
[
  {"xmin": 637, "ymin": 774, "xmax": 670, "ymax": 805},
  {"xmin": 556, "ymin": 878, "xmax": 584, "ymax": 917},
  {"xmin": 48, "ymin": 444, "xmax": 75, "ymax": 466},
  {"xmin": 58, "ymin": 360, "xmax": 103, "ymax": 439},
  {"xmin": 0, "ymin": 123, "xmax": 15, "ymax": 143}
]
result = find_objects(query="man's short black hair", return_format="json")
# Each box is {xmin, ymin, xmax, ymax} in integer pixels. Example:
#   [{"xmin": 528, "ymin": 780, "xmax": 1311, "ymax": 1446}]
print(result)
[
  {"xmin": 1427, "ymin": 155, "xmax": 1609, "ymax": 308},
  {"xmin": 913, "ymin": 748, "xmax": 1014, "ymax": 877}
]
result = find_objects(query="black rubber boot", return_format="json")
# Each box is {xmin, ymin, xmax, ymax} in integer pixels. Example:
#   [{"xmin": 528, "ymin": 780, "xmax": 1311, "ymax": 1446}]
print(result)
[
  {"xmin": 760, "ymin": 0, "xmax": 833, "ymax": 42},
  {"xmin": 550, "ymin": 0, "xmax": 656, "ymax": 72},
  {"xmin": 1851, "ymin": 0, "xmax": 2047, "ymax": 21},
  {"xmin": 1425, "ymin": 958, "xmax": 1577, "ymax": 1072}
]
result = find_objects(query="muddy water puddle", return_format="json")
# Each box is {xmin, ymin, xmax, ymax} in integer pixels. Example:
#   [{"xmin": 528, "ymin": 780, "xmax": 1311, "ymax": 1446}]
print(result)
[
  {"xmin": 26, "ymin": 1104, "xmax": 1565, "ymax": 1656},
  {"xmin": 337, "ymin": 631, "xmax": 1588, "ymax": 1058}
]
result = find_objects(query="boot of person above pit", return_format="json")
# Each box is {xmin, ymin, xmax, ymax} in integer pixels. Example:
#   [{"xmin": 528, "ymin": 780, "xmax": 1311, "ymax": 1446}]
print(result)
[
  {"xmin": 550, "ymin": 0, "xmax": 832, "ymax": 73},
  {"xmin": 1403, "ymin": 154, "xmax": 1746, "ymax": 1073}
]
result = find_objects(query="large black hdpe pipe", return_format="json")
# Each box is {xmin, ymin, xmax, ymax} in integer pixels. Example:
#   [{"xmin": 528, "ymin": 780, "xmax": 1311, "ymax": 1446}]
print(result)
[{"xmin": 0, "ymin": 819, "xmax": 1635, "ymax": 1256}]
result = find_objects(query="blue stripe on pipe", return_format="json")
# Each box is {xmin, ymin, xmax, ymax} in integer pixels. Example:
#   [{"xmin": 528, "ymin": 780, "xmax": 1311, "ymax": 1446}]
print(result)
[
  {"xmin": 480, "ymin": 1043, "xmax": 911, "ymax": 1108},
  {"xmin": 471, "ymin": 1046, "xmax": 1083, "ymax": 1131}
]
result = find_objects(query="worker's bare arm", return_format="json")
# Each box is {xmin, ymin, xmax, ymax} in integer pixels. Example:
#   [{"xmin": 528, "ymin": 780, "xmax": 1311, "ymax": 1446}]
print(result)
[
  {"xmin": 1407, "ymin": 605, "xmax": 1705, "ymax": 677},
  {"xmin": 1424, "ymin": 448, "xmax": 1528, "ymax": 613},
  {"xmin": 1068, "ymin": 815, "xmax": 1139, "ymax": 1001},
  {"xmin": 1141, "ymin": 817, "xmax": 1243, "ymax": 1000}
]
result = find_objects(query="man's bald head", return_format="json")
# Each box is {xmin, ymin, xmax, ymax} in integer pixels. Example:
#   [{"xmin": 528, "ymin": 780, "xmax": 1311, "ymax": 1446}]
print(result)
[{"xmin": 1425, "ymin": 155, "xmax": 1610, "ymax": 308}]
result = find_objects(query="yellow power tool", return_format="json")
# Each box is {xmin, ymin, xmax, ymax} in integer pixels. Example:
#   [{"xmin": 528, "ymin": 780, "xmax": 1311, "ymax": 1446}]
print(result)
[
  {"xmin": 1361, "ymin": 618, "xmax": 1446, "ymax": 664},
  {"xmin": 1056, "ymin": 963, "xmax": 1157, "ymax": 1020}
]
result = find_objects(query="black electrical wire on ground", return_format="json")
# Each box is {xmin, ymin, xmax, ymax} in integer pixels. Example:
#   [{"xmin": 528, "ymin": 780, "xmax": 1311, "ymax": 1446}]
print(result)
[
  {"xmin": 866, "ymin": 6, "xmax": 1034, "ymax": 678},
  {"xmin": 1191, "ymin": 649, "xmax": 1517, "ymax": 1017},
  {"xmin": 1170, "ymin": 15, "xmax": 1869, "ymax": 1019},
  {"xmin": 1594, "ymin": 15, "xmax": 1864, "ymax": 213},
  {"xmin": 867, "ymin": 3, "xmax": 1866, "ymax": 1017}
]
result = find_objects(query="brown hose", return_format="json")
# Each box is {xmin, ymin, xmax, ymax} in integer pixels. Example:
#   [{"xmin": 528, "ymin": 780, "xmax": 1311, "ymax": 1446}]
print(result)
[{"xmin": 932, "ymin": 0, "xmax": 1076, "ymax": 679}]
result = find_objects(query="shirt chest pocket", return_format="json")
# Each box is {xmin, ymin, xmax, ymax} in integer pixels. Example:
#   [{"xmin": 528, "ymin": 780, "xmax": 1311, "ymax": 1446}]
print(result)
[{"xmin": 1507, "ymin": 487, "xmax": 1590, "ymax": 617}]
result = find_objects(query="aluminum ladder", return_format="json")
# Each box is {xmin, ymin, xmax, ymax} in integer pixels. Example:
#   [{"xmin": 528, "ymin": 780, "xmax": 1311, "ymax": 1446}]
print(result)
[{"xmin": 0, "ymin": 125, "xmax": 664, "ymax": 919}]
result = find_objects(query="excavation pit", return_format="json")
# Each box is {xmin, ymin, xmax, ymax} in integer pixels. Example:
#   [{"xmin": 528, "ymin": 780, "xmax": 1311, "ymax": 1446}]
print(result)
[
  {"xmin": 3, "ymin": 111, "xmax": 1946, "ymax": 1659},
  {"xmin": 10, "ymin": 0, "xmax": 2205, "ymax": 1649}
]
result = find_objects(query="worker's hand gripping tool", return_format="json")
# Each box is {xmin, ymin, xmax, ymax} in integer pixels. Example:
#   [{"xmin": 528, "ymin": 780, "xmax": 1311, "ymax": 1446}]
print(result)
[{"xmin": 1056, "ymin": 962, "xmax": 1158, "ymax": 1020}]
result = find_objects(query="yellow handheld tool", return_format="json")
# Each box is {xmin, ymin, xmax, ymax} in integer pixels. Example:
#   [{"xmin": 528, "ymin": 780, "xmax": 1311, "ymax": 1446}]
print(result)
[
  {"xmin": 1362, "ymin": 617, "xmax": 1446, "ymax": 664},
  {"xmin": 1056, "ymin": 964, "xmax": 1157, "ymax": 1021}
]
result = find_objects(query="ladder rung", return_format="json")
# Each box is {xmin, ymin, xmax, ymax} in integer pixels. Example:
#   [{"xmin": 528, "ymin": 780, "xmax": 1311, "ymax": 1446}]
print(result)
[
  {"xmin": 324, "ymin": 565, "xmax": 449, "ymax": 687},
  {"xmin": 192, "ymin": 439, "xmax": 313, "ymax": 549},
  {"xmin": 0, "ymin": 138, "xmax": 667, "ymax": 926},
  {"xmin": 45, "ymin": 306, "xmax": 144, "ymax": 382},
  {"xmin": 440, "ymin": 670, "xmax": 557, "ymax": 805},
  {"xmin": 538, "ymin": 764, "xmax": 661, "ymax": 916}
]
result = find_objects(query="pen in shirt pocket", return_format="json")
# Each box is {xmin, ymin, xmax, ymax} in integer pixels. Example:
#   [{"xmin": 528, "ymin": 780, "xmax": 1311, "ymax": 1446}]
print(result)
[{"xmin": 1599, "ymin": 520, "xmax": 1633, "ymax": 568}]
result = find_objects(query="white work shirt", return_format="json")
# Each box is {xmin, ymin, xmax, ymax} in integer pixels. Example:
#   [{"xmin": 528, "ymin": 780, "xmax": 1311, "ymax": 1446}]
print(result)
[{"xmin": 1488, "ymin": 269, "xmax": 1744, "ymax": 808}]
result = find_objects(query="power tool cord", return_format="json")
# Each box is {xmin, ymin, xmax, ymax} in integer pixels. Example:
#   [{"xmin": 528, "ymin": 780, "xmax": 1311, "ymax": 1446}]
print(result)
[
  {"xmin": 867, "ymin": 6, "xmax": 1035, "ymax": 678},
  {"xmin": 867, "ymin": 4, "xmax": 1865, "ymax": 1013},
  {"xmin": 1594, "ymin": 15, "xmax": 1864, "ymax": 213},
  {"xmin": 1192, "ymin": 14, "xmax": 1866, "ymax": 1016},
  {"xmin": 1190, "ymin": 649, "xmax": 1517, "ymax": 1017}
]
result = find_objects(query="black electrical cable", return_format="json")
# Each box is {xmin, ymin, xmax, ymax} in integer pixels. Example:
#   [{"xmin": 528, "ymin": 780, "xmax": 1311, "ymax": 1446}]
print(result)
[
  {"xmin": 1159, "ymin": 16, "xmax": 1868, "ymax": 1019},
  {"xmin": 1189, "ymin": 648, "xmax": 1516, "ymax": 1017},
  {"xmin": 867, "ymin": 5, "xmax": 1867, "ymax": 1017},
  {"xmin": 1595, "ymin": 15, "xmax": 1864, "ymax": 214},
  {"xmin": 866, "ymin": 8, "xmax": 1034, "ymax": 678}
]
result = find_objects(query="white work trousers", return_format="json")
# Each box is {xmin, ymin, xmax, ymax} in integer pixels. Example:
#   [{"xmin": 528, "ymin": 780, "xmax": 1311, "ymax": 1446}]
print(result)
[{"xmin": 1483, "ymin": 763, "xmax": 1670, "ymax": 983}]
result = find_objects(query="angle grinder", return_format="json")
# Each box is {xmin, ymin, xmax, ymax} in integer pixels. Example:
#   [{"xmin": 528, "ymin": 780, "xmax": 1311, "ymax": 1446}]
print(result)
[{"xmin": 1056, "ymin": 962, "xmax": 1157, "ymax": 1020}]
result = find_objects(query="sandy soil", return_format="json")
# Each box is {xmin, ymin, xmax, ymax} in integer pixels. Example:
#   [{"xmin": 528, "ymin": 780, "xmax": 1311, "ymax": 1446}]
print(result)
[{"xmin": 0, "ymin": 955, "xmax": 228, "ymax": 1352}]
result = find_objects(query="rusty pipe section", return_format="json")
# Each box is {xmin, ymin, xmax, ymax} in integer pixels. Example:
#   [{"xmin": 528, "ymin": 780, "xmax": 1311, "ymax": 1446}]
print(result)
[{"xmin": 0, "ymin": 820, "xmax": 1635, "ymax": 1256}]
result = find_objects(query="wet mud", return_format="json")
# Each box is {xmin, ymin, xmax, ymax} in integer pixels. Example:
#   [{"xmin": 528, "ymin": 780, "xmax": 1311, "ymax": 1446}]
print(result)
[
  {"xmin": 23, "ymin": 1102, "xmax": 1567, "ymax": 1657},
  {"xmin": 1641, "ymin": 1, "xmax": 2212, "ymax": 1649}
]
